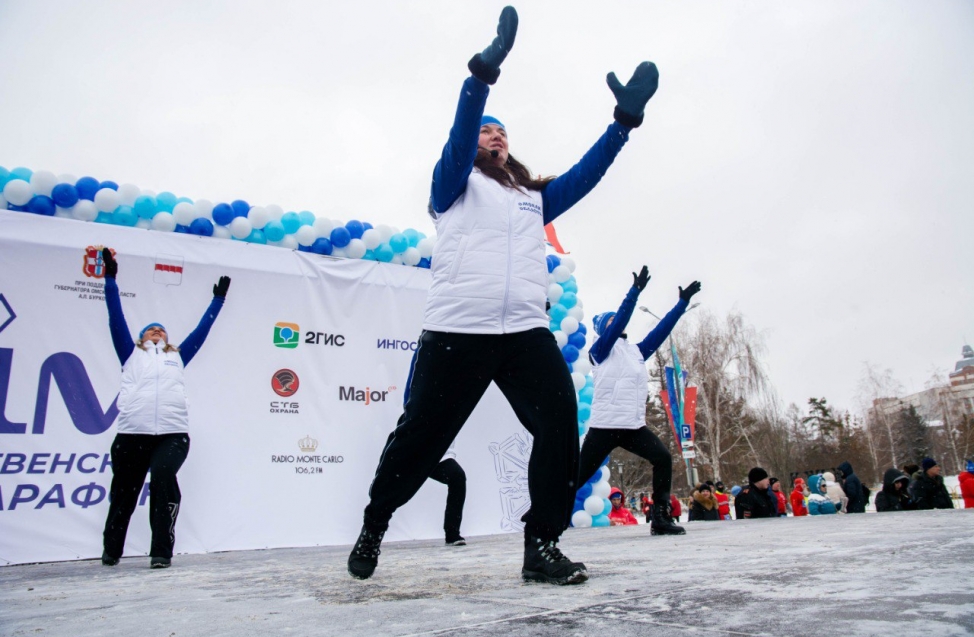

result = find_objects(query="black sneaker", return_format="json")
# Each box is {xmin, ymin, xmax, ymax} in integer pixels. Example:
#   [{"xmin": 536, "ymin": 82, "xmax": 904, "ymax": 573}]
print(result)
[
  {"xmin": 650, "ymin": 499, "xmax": 686, "ymax": 536},
  {"xmin": 101, "ymin": 552, "xmax": 119, "ymax": 566},
  {"xmin": 348, "ymin": 526, "xmax": 385, "ymax": 579},
  {"xmin": 445, "ymin": 536, "xmax": 466, "ymax": 546},
  {"xmin": 150, "ymin": 556, "xmax": 171, "ymax": 569},
  {"xmin": 522, "ymin": 536, "xmax": 587, "ymax": 585}
]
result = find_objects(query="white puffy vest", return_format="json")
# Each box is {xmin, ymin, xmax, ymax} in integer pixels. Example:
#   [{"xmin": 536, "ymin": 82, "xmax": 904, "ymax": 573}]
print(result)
[
  {"xmin": 423, "ymin": 170, "xmax": 549, "ymax": 334},
  {"xmin": 589, "ymin": 339, "xmax": 649, "ymax": 430},
  {"xmin": 116, "ymin": 342, "xmax": 190, "ymax": 435}
]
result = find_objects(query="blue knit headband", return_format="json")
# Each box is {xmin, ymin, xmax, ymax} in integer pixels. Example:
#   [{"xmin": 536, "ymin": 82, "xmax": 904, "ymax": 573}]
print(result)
[
  {"xmin": 593, "ymin": 312, "xmax": 616, "ymax": 336},
  {"xmin": 140, "ymin": 323, "xmax": 167, "ymax": 339},
  {"xmin": 481, "ymin": 115, "xmax": 505, "ymax": 130}
]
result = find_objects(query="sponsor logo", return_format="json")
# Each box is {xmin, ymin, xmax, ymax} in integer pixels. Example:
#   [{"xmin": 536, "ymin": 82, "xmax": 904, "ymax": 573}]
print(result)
[
  {"xmin": 305, "ymin": 331, "xmax": 345, "ymax": 347},
  {"xmin": 517, "ymin": 201, "xmax": 542, "ymax": 216},
  {"xmin": 270, "ymin": 435, "xmax": 345, "ymax": 474},
  {"xmin": 154, "ymin": 254, "xmax": 183, "ymax": 286},
  {"xmin": 272, "ymin": 369, "xmax": 299, "ymax": 397},
  {"xmin": 269, "ymin": 400, "xmax": 299, "ymax": 414},
  {"xmin": 298, "ymin": 435, "xmax": 318, "ymax": 452},
  {"xmin": 376, "ymin": 338, "xmax": 418, "ymax": 351},
  {"xmin": 338, "ymin": 385, "xmax": 396, "ymax": 405},
  {"xmin": 273, "ymin": 322, "xmax": 300, "ymax": 349},
  {"xmin": 0, "ymin": 295, "xmax": 15, "ymax": 334},
  {"xmin": 83, "ymin": 245, "xmax": 114, "ymax": 278}
]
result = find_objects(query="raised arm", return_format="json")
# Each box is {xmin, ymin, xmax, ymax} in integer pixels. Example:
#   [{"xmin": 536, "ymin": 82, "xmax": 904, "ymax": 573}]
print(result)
[
  {"xmin": 178, "ymin": 276, "xmax": 229, "ymax": 367},
  {"xmin": 101, "ymin": 249, "xmax": 135, "ymax": 366},
  {"xmin": 636, "ymin": 282, "xmax": 700, "ymax": 359},
  {"xmin": 589, "ymin": 266, "xmax": 649, "ymax": 365}
]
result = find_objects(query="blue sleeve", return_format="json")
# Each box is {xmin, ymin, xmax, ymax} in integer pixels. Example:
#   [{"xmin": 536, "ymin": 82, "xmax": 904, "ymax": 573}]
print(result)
[
  {"xmin": 588, "ymin": 285, "xmax": 640, "ymax": 365},
  {"xmin": 104, "ymin": 278, "xmax": 135, "ymax": 366},
  {"xmin": 430, "ymin": 76, "xmax": 491, "ymax": 214},
  {"xmin": 178, "ymin": 296, "xmax": 225, "ymax": 367},
  {"xmin": 637, "ymin": 298, "xmax": 688, "ymax": 360},
  {"xmin": 541, "ymin": 121, "xmax": 631, "ymax": 225}
]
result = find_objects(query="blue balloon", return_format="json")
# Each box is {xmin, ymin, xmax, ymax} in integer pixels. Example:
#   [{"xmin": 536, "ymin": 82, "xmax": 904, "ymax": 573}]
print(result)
[
  {"xmin": 548, "ymin": 304, "xmax": 568, "ymax": 323},
  {"xmin": 27, "ymin": 195, "xmax": 55, "ymax": 216},
  {"xmin": 7, "ymin": 204, "xmax": 28, "ymax": 212},
  {"xmin": 389, "ymin": 233, "xmax": 408, "ymax": 253},
  {"xmin": 0, "ymin": 166, "xmax": 9, "ymax": 189},
  {"xmin": 230, "ymin": 199, "xmax": 250, "ymax": 218},
  {"xmin": 568, "ymin": 331, "xmax": 586, "ymax": 349},
  {"xmin": 576, "ymin": 483, "xmax": 593, "ymax": 500},
  {"xmin": 246, "ymin": 229, "xmax": 267, "ymax": 244},
  {"xmin": 11, "ymin": 167, "xmax": 32, "ymax": 182},
  {"xmin": 363, "ymin": 249, "xmax": 376, "ymax": 260},
  {"xmin": 311, "ymin": 237, "xmax": 333, "ymax": 255},
  {"xmin": 189, "ymin": 217, "xmax": 214, "ymax": 236},
  {"xmin": 51, "ymin": 184, "xmax": 79, "ymax": 208},
  {"xmin": 263, "ymin": 220, "xmax": 285, "ymax": 242},
  {"xmin": 296, "ymin": 244, "xmax": 312, "ymax": 252},
  {"xmin": 602, "ymin": 498, "xmax": 612, "ymax": 516},
  {"xmin": 592, "ymin": 514, "xmax": 610, "ymax": 527},
  {"xmin": 577, "ymin": 423, "xmax": 587, "ymax": 437},
  {"xmin": 297, "ymin": 210, "xmax": 315, "ymax": 226},
  {"xmin": 99, "ymin": 181, "xmax": 119, "ymax": 191},
  {"xmin": 579, "ymin": 386, "xmax": 594, "ymax": 403},
  {"xmin": 418, "ymin": 257, "xmax": 431, "ymax": 269},
  {"xmin": 566, "ymin": 362, "xmax": 573, "ymax": 373},
  {"xmin": 585, "ymin": 468, "xmax": 601, "ymax": 484},
  {"xmin": 562, "ymin": 344, "xmax": 580, "ymax": 363},
  {"xmin": 546, "ymin": 254, "xmax": 561, "ymax": 273},
  {"xmin": 156, "ymin": 192, "xmax": 177, "ymax": 213},
  {"xmin": 561, "ymin": 278, "xmax": 578, "ymax": 294},
  {"xmin": 573, "ymin": 497, "xmax": 585, "ymax": 512},
  {"xmin": 75, "ymin": 177, "xmax": 100, "ymax": 201},
  {"xmin": 114, "ymin": 205, "xmax": 138, "ymax": 227},
  {"xmin": 578, "ymin": 404, "xmax": 591, "ymax": 422},
  {"xmin": 212, "ymin": 203, "xmax": 234, "ymax": 226},
  {"xmin": 280, "ymin": 212, "xmax": 301, "ymax": 234},
  {"xmin": 345, "ymin": 219, "xmax": 365, "ymax": 239},
  {"xmin": 330, "ymin": 226, "xmax": 351, "ymax": 248},
  {"xmin": 560, "ymin": 292, "xmax": 578, "ymax": 309},
  {"xmin": 375, "ymin": 243, "xmax": 394, "ymax": 262},
  {"xmin": 403, "ymin": 228, "xmax": 420, "ymax": 247},
  {"xmin": 174, "ymin": 224, "xmax": 191, "ymax": 234},
  {"xmin": 362, "ymin": 222, "xmax": 373, "ymax": 231},
  {"xmin": 576, "ymin": 322, "xmax": 587, "ymax": 336},
  {"xmin": 95, "ymin": 212, "xmax": 114, "ymax": 224},
  {"xmin": 134, "ymin": 195, "xmax": 158, "ymax": 219},
  {"xmin": 601, "ymin": 455, "xmax": 611, "ymax": 467},
  {"xmin": 550, "ymin": 320, "xmax": 562, "ymax": 333}
]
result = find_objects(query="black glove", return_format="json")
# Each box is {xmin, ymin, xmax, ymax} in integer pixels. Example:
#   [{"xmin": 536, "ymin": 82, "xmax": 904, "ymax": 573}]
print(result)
[
  {"xmin": 679, "ymin": 281, "xmax": 701, "ymax": 302},
  {"xmin": 468, "ymin": 6, "xmax": 518, "ymax": 85},
  {"xmin": 101, "ymin": 248, "xmax": 118, "ymax": 279},
  {"xmin": 213, "ymin": 276, "xmax": 231, "ymax": 299},
  {"xmin": 632, "ymin": 265, "xmax": 650, "ymax": 292},
  {"xmin": 606, "ymin": 61, "xmax": 659, "ymax": 128}
]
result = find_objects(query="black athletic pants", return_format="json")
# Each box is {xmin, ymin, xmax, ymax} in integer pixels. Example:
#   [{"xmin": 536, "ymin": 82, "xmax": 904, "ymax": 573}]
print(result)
[
  {"xmin": 364, "ymin": 328, "xmax": 579, "ymax": 543},
  {"xmin": 428, "ymin": 458, "xmax": 466, "ymax": 540},
  {"xmin": 103, "ymin": 433, "xmax": 190, "ymax": 559},
  {"xmin": 578, "ymin": 426, "xmax": 672, "ymax": 501}
]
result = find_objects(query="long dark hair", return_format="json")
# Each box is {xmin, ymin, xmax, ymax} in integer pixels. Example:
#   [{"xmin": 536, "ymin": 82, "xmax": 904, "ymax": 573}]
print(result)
[{"xmin": 475, "ymin": 149, "xmax": 555, "ymax": 192}]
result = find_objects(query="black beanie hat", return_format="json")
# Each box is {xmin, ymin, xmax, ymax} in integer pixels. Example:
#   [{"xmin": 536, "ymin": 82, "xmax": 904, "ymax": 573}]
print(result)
[{"xmin": 748, "ymin": 467, "xmax": 769, "ymax": 484}]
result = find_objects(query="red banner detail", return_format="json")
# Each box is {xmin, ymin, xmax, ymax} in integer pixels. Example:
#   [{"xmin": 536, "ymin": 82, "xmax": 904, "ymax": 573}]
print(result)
[
  {"xmin": 544, "ymin": 223, "xmax": 568, "ymax": 255},
  {"xmin": 684, "ymin": 386, "xmax": 697, "ymax": 438},
  {"xmin": 660, "ymin": 390, "xmax": 680, "ymax": 447},
  {"xmin": 154, "ymin": 264, "xmax": 184, "ymax": 273}
]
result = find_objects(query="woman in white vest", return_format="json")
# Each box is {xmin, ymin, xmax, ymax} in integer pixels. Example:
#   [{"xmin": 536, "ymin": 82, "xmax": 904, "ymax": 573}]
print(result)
[
  {"xmin": 580, "ymin": 266, "xmax": 700, "ymax": 535},
  {"xmin": 349, "ymin": 6, "xmax": 660, "ymax": 585},
  {"xmin": 99, "ymin": 248, "xmax": 230, "ymax": 568}
]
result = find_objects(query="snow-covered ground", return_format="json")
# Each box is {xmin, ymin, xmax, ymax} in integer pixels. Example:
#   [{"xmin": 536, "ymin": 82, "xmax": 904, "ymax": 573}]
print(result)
[{"xmin": 1, "ymin": 508, "xmax": 972, "ymax": 636}]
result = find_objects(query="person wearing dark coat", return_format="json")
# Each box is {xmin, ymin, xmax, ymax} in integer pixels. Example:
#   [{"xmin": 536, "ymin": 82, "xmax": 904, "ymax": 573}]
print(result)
[
  {"xmin": 688, "ymin": 483, "xmax": 720, "ymax": 521},
  {"xmin": 837, "ymin": 461, "xmax": 866, "ymax": 513},
  {"xmin": 735, "ymin": 468, "xmax": 777, "ymax": 519},
  {"xmin": 912, "ymin": 458, "xmax": 954, "ymax": 510},
  {"xmin": 875, "ymin": 468, "xmax": 916, "ymax": 513}
]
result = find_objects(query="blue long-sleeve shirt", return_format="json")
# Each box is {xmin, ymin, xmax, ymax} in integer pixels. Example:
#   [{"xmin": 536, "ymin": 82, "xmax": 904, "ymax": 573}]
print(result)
[
  {"xmin": 104, "ymin": 277, "xmax": 224, "ymax": 367},
  {"xmin": 430, "ymin": 76, "xmax": 632, "ymax": 224},
  {"xmin": 589, "ymin": 287, "xmax": 687, "ymax": 365}
]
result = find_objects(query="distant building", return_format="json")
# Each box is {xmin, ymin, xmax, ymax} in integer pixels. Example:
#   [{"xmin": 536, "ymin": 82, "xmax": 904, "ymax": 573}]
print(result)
[{"xmin": 874, "ymin": 345, "xmax": 974, "ymax": 421}]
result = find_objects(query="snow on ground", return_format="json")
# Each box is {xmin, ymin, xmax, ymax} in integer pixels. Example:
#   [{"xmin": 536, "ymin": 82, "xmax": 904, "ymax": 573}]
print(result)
[{"xmin": 1, "ymin": 508, "xmax": 972, "ymax": 636}]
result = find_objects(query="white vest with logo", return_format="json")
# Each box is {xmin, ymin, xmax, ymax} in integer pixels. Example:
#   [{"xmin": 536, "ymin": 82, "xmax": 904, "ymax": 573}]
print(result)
[
  {"xmin": 116, "ymin": 342, "xmax": 190, "ymax": 435},
  {"xmin": 589, "ymin": 339, "xmax": 649, "ymax": 430},
  {"xmin": 424, "ymin": 170, "xmax": 549, "ymax": 334}
]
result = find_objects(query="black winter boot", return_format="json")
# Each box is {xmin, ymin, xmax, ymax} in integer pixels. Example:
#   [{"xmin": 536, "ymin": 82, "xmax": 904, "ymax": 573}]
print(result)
[
  {"xmin": 347, "ymin": 526, "xmax": 386, "ymax": 579},
  {"xmin": 522, "ymin": 536, "xmax": 587, "ymax": 585},
  {"xmin": 650, "ymin": 498, "xmax": 686, "ymax": 535}
]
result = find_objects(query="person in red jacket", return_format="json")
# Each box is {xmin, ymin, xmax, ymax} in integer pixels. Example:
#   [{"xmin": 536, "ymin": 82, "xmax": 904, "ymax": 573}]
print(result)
[
  {"xmin": 769, "ymin": 478, "xmax": 788, "ymax": 517},
  {"xmin": 608, "ymin": 488, "xmax": 639, "ymax": 526},
  {"xmin": 669, "ymin": 494, "xmax": 683, "ymax": 523},
  {"xmin": 959, "ymin": 460, "xmax": 974, "ymax": 509},
  {"xmin": 640, "ymin": 493, "xmax": 652, "ymax": 523},
  {"xmin": 714, "ymin": 481, "xmax": 731, "ymax": 520},
  {"xmin": 790, "ymin": 477, "xmax": 809, "ymax": 517}
]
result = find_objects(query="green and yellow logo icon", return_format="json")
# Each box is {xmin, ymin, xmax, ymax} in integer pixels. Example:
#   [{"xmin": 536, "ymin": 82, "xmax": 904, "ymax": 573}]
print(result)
[{"xmin": 274, "ymin": 322, "xmax": 300, "ymax": 348}]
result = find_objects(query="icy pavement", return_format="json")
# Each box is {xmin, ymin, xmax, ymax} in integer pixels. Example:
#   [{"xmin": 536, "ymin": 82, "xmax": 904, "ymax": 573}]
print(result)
[{"xmin": 2, "ymin": 509, "xmax": 972, "ymax": 637}]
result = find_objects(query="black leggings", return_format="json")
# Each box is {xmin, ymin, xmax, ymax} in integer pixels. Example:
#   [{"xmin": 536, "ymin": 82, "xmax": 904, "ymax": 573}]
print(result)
[
  {"xmin": 103, "ymin": 433, "xmax": 190, "ymax": 559},
  {"xmin": 578, "ymin": 426, "xmax": 672, "ymax": 500},
  {"xmin": 364, "ymin": 328, "xmax": 578, "ymax": 542},
  {"xmin": 428, "ymin": 458, "xmax": 466, "ymax": 539}
]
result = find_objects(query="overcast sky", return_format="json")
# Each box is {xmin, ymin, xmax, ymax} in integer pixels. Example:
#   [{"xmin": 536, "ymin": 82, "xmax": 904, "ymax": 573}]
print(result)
[{"xmin": 1, "ymin": 1, "xmax": 971, "ymax": 413}]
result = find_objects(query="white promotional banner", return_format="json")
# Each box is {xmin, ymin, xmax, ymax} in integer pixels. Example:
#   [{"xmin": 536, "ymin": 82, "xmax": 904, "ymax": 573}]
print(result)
[{"xmin": 0, "ymin": 211, "xmax": 535, "ymax": 565}]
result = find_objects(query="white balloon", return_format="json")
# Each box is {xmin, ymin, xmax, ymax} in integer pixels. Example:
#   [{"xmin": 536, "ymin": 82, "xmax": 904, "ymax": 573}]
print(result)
[
  {"xmin": 151, "ymin": 211, "xmax": 176, "ymax": 232},
  {"xmin": 361, "ymin": 228, "xmax": 382, "ymax": 250},
  {"xmin": 313, "ymin": 217, "xmax": 333, "ymax": 238},
  {"xmin": 573, "ymin": 356, "xmax": 592, "ymax": 377},
  {"xmin": 0, "ymin": 195, "xmax": 6, "ymax": 209},
  {"xmin": 559, "ymin": 256, "xmax": 576, "ymax": 273},
  {"xmin": 584, "ymin": 495, "xmax": 605, "ymax": 516},
  {"xmin": 3, "ymin": 179, "xmax": 32, "ymax": 206},
  {"xmin": 571, "ymin": 372, "xmax": 586, "ymax": 391},
  {"xmin": 417, "ymin": 237, "xmax": 436, "ymax": 258},
  {"xmin": 72, "ymin": 200, "xmax": 98, "ymax": 222},
  {"xmin": 247, "ymin": 206, "xmax": 270, "ymax": 230},
  {"xmin": 265, "ymin": 204, "xmax": 284, "ymax": 221},
  {"xmin": 402, "ymin": 247, "xmax": 421, "ymax": 266},
  {"xmin": 135, "ymin": 218, "xmax": 151, "ymax": 229},
  {"xmin": 29, "ymin": 170, "xmax": 58, "ymax": 197},
  {"xmin": 279, "ymin": 234, "xmax": 298, "ymax": 250},
  {"xmin": 117, "ymin": 183, "xmax": 141, "ymax": 207},
  {"xmin": 331, "ymin": 246, "xmax": 348, "ymax": 258},
  {"xmin": 391, "ymin": 254, "xmax": 404, "ymax": 265},
  {"xmin": 375, "ymin": 224, "xmax": 393, "ymax": 242},
  {"xmin": 552, "ymin": 265, "xmax": 571, "ymax": 283},
  {"xmin": 173, "ymin": 202, "xmax": 197, "ymax": 226},
  {"xmin": 575, "ymin": 298, "xmax": 584, "ymax": 309},
  {"xmin": 212, "ymin": 224, "xmax": 232, "ymax": 239},
  {"xmin": 229, "ymin": 216, "xmax": 252, "ymax": 239},
  {"xmin": 295, "ymin": 225, "xmax": 317, "ymax": 247},
  {"xmin": 571, "ymin": 510, "xmax": 593, "ymax": 528},
  {"xmin": 599, "ymin": 466, "xmax": 611, "ymax": 483},
  {"xmin": 547, "ymin": 283, "xmax": 563, "ymax": 304},
  {"xmin": 93, "ymin": 188, "xmax": 120, "ymax": 213},
  {"xmin": 57, "ymin": 173, "xmax": 76, "ymax": 184},
  {"xmin": 346, "ymin": 238, "xmax": 367, "ymax": 259},
  {"xmin": 568, "ymin": 306, "xmax": 584, "ymax": 322},
  {"xmin": 194, "ymin": 198, "xmax": 214, "ymax": 220},
  {"xmin": 592, "ymin": 480, "xmax": 611, "ymax": 499},
  {"xmin": 560, "ymin": 316, "xmax": 579, "ymax": 335},
  {"xmin": 553, "ymin": 330, "xmax": 568, "ymax": 348}
]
